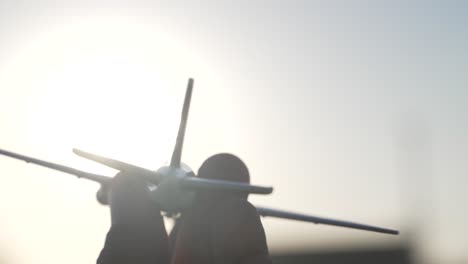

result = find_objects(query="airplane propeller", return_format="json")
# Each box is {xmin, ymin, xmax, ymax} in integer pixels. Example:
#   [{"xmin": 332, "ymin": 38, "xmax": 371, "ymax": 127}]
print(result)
[{"xmin": 0, "ymin": 78, "xmax": 398, "ymax": 235}]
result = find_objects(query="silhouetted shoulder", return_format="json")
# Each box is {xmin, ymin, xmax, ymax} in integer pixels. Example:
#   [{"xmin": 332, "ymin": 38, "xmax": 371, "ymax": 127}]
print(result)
[
  {"xmin": 214, "ymin": 198, "xmax": 258, "ymax": 217},
  {"xmin": 211, "ymin": 198, "xmax": 271, "ymax": 264}
]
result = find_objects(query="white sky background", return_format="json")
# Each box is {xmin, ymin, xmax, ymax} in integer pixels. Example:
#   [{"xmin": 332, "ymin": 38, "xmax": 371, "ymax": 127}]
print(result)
[{"xmin": 0, "ymin": 1, "xmax": 467, "ymax": 264}]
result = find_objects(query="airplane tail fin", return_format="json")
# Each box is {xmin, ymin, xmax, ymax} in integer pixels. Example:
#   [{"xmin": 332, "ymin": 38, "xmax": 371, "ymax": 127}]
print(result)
[{"xmin": 170, "ymin": 78, "xmax": 193, "ymax": 168}]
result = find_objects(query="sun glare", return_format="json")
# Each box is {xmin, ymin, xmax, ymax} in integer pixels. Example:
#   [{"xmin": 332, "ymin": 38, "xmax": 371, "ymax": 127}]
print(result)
[
  {"xmin": 0, "ymin": 16, "xmax": 224, "ymax": 264},
  {"xmin": 3, "ymin": 16, "xmax": 204, "ymax": 174}
]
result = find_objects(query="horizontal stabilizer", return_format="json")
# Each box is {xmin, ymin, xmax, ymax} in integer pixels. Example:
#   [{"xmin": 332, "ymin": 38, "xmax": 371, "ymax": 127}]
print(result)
[
  {"xmin": 72, "ymin": 149, "xmax": 159, "ymax": 182},
  {"xmin": 256, "ymin": 207, "xmax": 399, "ymax": 235},
  {"xmin": 0, "ymin": 148, "xmax": 111, "ymax": 184},
  {"xmin": 180, "ymin": 177, "xmax": 273, "ymax": 195}
]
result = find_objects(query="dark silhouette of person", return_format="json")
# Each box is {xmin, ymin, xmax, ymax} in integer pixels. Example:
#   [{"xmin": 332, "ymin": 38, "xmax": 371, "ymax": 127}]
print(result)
[{"xmin": 97, "ymin": 153, "xmax": 271, "ymax": 264}]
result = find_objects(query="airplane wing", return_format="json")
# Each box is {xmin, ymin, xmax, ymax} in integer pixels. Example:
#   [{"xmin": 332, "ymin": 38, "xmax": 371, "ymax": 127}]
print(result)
[
  {"xmin": 256, "ymin": 206, "xmax": 399, "ymax": 235},
  {"xmin": 0, "ymin": 148, "xmax": 111, "ymax": 184}
]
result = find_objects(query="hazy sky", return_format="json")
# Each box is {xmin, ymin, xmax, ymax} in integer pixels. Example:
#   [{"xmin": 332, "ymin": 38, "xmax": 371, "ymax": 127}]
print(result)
[{"xmin": 0, "ymin": 1, "xmax": 467, "ymax": 264}]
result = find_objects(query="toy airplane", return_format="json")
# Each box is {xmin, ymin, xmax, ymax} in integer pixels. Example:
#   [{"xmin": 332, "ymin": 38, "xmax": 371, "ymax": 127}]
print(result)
[{"xmin": 0, "ymin": 78, "xmax": 398, "ymax": 235}]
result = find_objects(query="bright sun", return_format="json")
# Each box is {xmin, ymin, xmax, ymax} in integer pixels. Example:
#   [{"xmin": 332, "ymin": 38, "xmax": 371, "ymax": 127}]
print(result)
[
  {"xmin": 3, "ymin": 16, "xmax": 205, "ymax": 174},
  {"xmin": 0, "ymin": 15, "xmax": 225, "ymax": 263}
]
